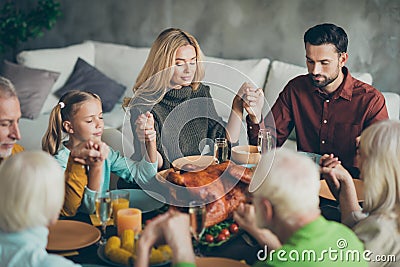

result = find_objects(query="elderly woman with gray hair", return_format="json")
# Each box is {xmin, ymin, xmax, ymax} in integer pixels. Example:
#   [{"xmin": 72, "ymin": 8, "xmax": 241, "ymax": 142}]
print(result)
[
  {"xmin": 321, "ymin": 120, "xmax": 400, "ymax": 267},
  {"xmin": 0, "ymin": 151, "xmax": 80, "ymax": 267}
]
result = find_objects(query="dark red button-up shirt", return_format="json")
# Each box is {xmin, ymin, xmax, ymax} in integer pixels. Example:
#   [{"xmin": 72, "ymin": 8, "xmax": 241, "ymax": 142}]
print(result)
[{"xmin": 248, "ymin": 67, "xmax": 388, "ymax": 175}]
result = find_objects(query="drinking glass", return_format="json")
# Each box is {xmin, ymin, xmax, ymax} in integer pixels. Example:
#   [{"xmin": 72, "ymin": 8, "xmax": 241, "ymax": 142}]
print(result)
[
  {"xmin": 110, "ymin": 189, "xmax": 130, "ymax": 225},
  {"xmin": 95, "ymin": 191, "xmax": 112, "ymax": 245},
  {"xmin": 214, "ymin": 137, "xmax": 228, "ymax": 163},
  {"xmin": 189, "ymin": 200, "xmax": 206, "ymax": 256},
  {"xmin": 257, "ymin": 129, "xmax": 273, "ymax": 154}
]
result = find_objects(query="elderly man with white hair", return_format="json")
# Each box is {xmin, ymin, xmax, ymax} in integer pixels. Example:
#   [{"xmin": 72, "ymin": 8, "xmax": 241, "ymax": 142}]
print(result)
[
  {"xmin": 134, "ymin": 148, "xmax": 368, "ymax": 267},
  {"xmin": 233, "ymin": 148, "xmax": 367, "ymax": 266},
  {"xmin": 0, "ymin": 76, "xmax": 24, "ymax": 162}
]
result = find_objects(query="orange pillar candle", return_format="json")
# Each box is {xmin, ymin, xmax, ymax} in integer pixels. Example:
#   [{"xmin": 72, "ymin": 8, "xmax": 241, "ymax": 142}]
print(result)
[{"xmin": 117, "ymin": 208, "xmax": 142, "ymax": 237}]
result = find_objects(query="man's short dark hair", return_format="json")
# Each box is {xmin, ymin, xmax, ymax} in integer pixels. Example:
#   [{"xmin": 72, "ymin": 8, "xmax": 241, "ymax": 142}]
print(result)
[{"xmin": 304, "ymin": 23, "xmax": 348, "ymax": 53}]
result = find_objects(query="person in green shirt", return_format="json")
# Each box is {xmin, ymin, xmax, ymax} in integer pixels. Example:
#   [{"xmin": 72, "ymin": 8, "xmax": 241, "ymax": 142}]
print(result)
[{"xmin": 135, "ymin": 148, "xmax": 368, "ymax": 267}]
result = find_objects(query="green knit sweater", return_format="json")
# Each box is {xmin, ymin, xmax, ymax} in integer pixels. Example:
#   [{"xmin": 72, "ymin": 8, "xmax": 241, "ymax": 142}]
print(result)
[{"xmin": 131, "ymin": 83, "xmax": 228, "ymax": 170}]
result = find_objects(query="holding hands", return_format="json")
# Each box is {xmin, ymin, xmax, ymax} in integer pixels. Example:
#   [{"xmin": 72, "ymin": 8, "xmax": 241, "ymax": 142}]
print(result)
[
  {"xmin": 135, "ymin": 111, "xmax": 156, "ymax": 143},
  {"xmin": 70, "ymin": 139, "xmax": 109, "ymax": 166},
  {"xmin": 135, "ymin": 111, "xmax": 158, "ymax": 164},
  {"xmin": 320, "ymin": 153, "xmax": 361, "ymax": 220},
  {"xmin": 70, "ymin": 139, "xmax": 110, "ymax": 191},
  {"xmin": 136, "ymin": 209, "xmax": 195, "ymax": 267},
  {"xmin": 234, "ymin": 82, "xmax": 264, "ymax": 123}
]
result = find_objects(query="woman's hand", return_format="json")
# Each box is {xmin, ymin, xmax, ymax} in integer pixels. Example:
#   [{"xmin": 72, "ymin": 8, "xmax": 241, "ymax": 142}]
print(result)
[
  {"xmin": 135, "ymin": 112, "xmax": 156, "ymax": 142},
  {"xmin": 135, "ymin": 111, "xmax": 158, "ymax": 163},
  {"xmin": 320, "ymin": 154, "xmax": 352, "ymax": 200}
]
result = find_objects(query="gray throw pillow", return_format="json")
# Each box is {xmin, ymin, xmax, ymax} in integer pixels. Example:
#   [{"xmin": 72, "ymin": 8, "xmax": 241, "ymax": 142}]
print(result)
[
  {"xmin": 55, "ymin": 58, "xmax": 126, "ymax": 112},
  {"xmin": 1, "ymin": 60, "xmax": 60, "ymax": 119}
]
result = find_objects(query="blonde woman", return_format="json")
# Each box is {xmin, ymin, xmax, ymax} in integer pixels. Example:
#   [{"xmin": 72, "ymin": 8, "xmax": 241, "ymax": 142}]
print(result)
[
  {"xmin": 0, "ymin": 151, "xmax": 80, "ymax": 267},
  {"xmin": 123, "ymin": 28, "xmax": 263, "ymax": 171},
  {"xmin": 321, "ymin": 120, "xmax": 400, "ymax": 266}
]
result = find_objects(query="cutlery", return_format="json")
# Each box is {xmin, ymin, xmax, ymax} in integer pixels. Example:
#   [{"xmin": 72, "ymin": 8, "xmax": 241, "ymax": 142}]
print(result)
[{"xmin": 241, "ymin": 232, "xmax": 257, "ymax": 247}]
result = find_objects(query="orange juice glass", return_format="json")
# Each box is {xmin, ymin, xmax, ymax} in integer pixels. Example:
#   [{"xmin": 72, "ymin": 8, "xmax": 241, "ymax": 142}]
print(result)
[
  {"xmin": 110, "ymin": 190, "xmax": 130, "ymax": 225},
  {"xmin": 117, "ymin": 208, "xmax": 142, "ymax": 236}
]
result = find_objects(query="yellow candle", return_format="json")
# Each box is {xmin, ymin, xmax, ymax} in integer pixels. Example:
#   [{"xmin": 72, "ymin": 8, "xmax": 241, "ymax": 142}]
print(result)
[
  {"xmin": 117, "ymin": 208, "xmax": 142, "ymax": 237},
  {"xmin": 112, "ymin": 198, "xmax": 129, "ymax": 225}
]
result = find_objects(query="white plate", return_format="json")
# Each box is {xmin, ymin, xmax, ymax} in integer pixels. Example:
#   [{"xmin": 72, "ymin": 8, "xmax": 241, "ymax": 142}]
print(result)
[
  {"xmin": 124, "ymin": 189, "xmax": 165, "ymax": 213},
  {"xmin": 172, "ymin": 155, "xmax": 215, "ymax": 170},
  {"xmin": 47, "ymin": 220, "xmax": 100, "ymax": 251}
]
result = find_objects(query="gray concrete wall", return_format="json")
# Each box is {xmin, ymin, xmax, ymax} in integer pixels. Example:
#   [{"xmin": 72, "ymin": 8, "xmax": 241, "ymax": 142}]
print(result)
[{"xmin": 7, "ymin": 0, "xmax": 400, "ymax": 94}]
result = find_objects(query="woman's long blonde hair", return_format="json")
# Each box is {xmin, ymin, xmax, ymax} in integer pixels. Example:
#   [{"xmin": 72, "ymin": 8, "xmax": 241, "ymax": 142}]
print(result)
[
  {"xmin": 360, "ymin": 120, "xmax": 400, "ymax": 228},
  {"xmin": 122, "ymin": 28, "xmax": 205, "ymax": 109},
  {"xmin": 42, "ymin": 90, "xmax": 101, "ymax": 155}
]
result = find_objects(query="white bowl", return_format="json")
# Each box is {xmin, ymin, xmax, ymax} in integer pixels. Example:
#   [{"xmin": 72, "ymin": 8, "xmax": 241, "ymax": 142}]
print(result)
[{"xmin": 231, "ymin": 145, "xmax": 260, "ymax": 165}]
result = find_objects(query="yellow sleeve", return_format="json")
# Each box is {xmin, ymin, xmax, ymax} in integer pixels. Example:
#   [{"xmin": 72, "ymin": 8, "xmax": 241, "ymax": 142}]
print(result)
[
  {"xmin": 11, "ymin": 144, "xmax": 24, "ymax": 154},
  {"xmin": 61, "ymin": 156, "xmax": 88, "ymax": 217}
]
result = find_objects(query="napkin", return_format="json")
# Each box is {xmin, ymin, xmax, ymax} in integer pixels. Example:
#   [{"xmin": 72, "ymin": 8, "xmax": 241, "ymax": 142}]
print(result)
[{"xmin": 89, "ymin": 214, "xmax": 114, "ymax": 227}]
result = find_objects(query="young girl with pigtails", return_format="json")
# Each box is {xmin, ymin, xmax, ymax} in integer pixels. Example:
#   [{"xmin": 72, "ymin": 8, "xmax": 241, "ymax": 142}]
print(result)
[{"xmin": 42, "ymin": 90, "xmax": 158, "ymax": 217}]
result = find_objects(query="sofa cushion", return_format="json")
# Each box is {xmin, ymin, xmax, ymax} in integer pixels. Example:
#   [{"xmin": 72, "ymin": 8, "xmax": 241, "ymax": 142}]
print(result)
[
  {"xmin": 16, "ymin": 41, "xmax": 95, "ymax": 113},
  {"xmin": 382, "ymin": 92, "xmax": 400, "ymax": 120},
  {"xmin": 90, "ymin": 41, "xmax": 150, "ymax": 99},
  {"xmin": 55, "ymin": 58, "xmax": 126, "ymax": 113},
  {"xmin": 1, "ymin": 60, "xmax": 60, "ymax": 119}
]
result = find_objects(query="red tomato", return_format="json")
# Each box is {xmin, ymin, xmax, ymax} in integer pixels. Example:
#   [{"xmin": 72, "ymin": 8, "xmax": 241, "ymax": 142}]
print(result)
[
  {"xmin": 220, "ymin": 228, "xmax": 230, "ymax": 237},
  {"xmin": 229, "ymin": 223, "xmax": 239, "ymax": 234},
  {"xmin": 205, "ymin": 234, "xmax": 214, "ymax": 243},
  {"xmin": 216, "ymin": 233, "xmax": 227, "ymax": 242}
]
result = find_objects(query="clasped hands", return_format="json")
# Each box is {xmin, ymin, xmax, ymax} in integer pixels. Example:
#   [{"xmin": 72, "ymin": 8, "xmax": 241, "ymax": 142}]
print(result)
[
  {"xmin": 135, "ymin": 209, "xmax": 195, "ymax": 267},
  {"xmin": 234, "ymin": 82, "xmax": 265, "ymax": 123},
  {"xmin": 70, "ymin": 139, "xmax": 109, "ymax": 166}
]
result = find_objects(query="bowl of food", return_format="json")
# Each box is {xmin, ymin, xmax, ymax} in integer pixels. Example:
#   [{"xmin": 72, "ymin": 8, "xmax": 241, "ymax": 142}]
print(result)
[{"xmin": 231, "ymin": 145, "xmax": 260, "ymax": 165}]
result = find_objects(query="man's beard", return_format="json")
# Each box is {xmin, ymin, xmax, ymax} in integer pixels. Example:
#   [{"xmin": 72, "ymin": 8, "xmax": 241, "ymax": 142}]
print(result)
[
  {"xmin": 310, "ymin": 66, "xmax": 340, "ymax": 89},
  {"xmin": 0, "ymin": 148, "xmax": 12, "ymax": 158}
]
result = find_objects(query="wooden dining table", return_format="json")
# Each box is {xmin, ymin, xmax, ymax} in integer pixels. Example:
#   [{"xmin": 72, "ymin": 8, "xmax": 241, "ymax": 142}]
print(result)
[
  {"xmin": 56, "ymin": 208, "xmax": 262, "ymax": 267},
  {"xmin": 54, "ymin": 195, "xmax": 341, "ymax": 267}
]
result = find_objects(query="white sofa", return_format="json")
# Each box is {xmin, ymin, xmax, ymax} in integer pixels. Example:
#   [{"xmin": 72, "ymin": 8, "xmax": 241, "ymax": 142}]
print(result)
[{"xmin": 14, "ymin": 41, "xmax": 400, "ymax": 152}]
